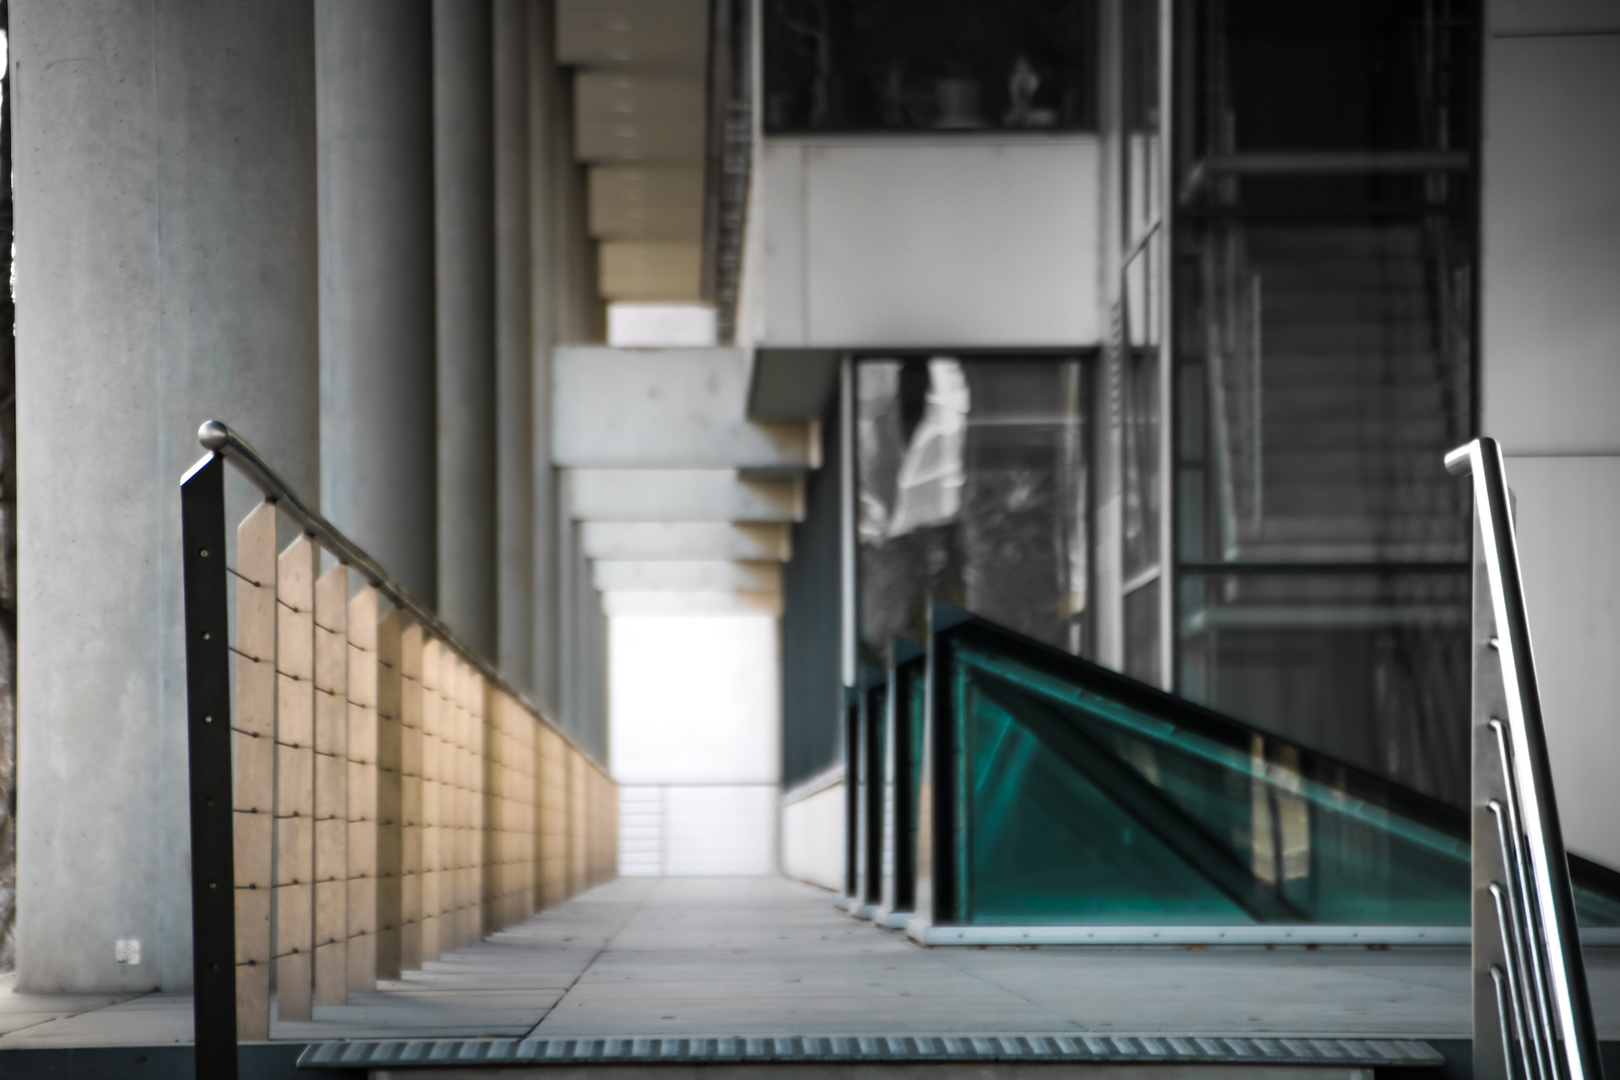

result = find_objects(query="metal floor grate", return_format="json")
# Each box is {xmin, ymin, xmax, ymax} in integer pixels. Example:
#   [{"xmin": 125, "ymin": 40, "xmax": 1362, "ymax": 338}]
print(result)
[{"xmin": 298, "ymin": 1033, "xmax": 1445, "ymax": 1069}]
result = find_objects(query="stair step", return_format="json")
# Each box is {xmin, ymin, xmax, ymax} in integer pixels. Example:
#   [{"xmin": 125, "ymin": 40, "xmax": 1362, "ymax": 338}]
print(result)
[
  {"xmin": 1259, "ymin": 452, "xmax": 1459, "ymax": 485},
  {"xmin": 1262, "ymin": 323, "xmax": 1436, "ymax": 351},
  {"xmin": 1262, "ymin": 384, "xmax": 1448, "ymax": 417},
  {"xmin": 1245, "ymin": 227, "xmax": 1425, "ymax": 259},
  {"xmin": 1262, "ymin": 355, "xmax": 1456, "ymax": 387},
  {"xmin": 1261, "ymin": 292, "xmax": 1432, "ymax": 324}
]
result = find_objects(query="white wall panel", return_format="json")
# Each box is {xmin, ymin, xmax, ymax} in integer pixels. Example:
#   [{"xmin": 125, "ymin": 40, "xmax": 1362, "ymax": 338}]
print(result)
[
  {"xmin": 759, "ymin": 137, "xmax": 1100, "ymax": 348},
  {"xmin": 781, "ymin": 780, "xmax": 844, "ymax": 892},
  {"xmin": 1506, "ymin": 457, "xmax": 1620, "ymax": 869},
  {"xmin": 1482, "ymin": 35, "xmax": 1620, "ymax": 455}
]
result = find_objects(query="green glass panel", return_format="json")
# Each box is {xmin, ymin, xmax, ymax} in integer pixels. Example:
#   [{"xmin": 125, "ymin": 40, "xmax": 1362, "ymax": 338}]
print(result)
[
  {"xmin": 938, "ymin": 610, "xmax": 1620, "ymax": 928},
  {"xmin": 1574, "ymin": 879, "xmax": 1620, "ymax": 928},
  {"xmin": 962, "ymin": 675, "xmax": 1252, "ymax": 925}
]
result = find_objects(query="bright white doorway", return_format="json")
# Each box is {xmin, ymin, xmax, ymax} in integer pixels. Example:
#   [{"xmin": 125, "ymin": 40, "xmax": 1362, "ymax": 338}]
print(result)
[{"xmin": 609, "ymin": 613, "xmax": 781, "ymax": 876}]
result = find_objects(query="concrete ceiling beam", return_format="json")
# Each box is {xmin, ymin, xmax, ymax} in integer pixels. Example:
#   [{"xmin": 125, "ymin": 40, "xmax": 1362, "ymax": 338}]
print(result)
[
  {"xmin": 592, "ymin": 560, "xmax": 782, "ymax": 593},
  {"xmin": 556, "ymin": 0, "xmax": 707, "ymax": 74},
  {"xmin": 601, "ymin": 591, "xmax": 782, "ymax": 617},
  {"xmin": 580, "ymin": 523, "xmax": 790, "ymax": 562},
  {"xmin": 555, "ymin": 347, "xmax": 818, "ymax": 470},
  {"xmin": 568, "ymin": 469, "xmax": 803, "ymax": 523}
]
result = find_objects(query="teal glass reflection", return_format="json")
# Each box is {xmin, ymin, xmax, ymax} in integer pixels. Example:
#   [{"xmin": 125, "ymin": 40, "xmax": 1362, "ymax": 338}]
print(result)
[{"xmin": 943, "ymin": 626, "xmax": 1620, "ymax": 928}]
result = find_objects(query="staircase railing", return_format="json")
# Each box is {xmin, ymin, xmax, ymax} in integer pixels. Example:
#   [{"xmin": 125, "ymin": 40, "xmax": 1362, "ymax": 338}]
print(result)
[
  {"xmin": 1447, "ymin": 437, "xmax": 1603, "ymax": 1080},
  {"xmin": 180, "ymin": 421, "xmax": 616, "ymax": 1080}
]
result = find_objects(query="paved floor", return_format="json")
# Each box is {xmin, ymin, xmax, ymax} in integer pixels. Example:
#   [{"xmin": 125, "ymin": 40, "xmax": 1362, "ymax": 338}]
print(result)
[{"xmin": 5, "ymin": 876, "xmax": 1620, "ymax": 1049}]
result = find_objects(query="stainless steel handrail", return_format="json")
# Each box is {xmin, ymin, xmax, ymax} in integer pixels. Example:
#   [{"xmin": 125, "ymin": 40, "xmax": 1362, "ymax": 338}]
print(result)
[
  {"xmin": 188, "ymin": 418, "xmax": 590, "ymax": 761},
  {"xmin": 1447, "ymin": 436, "xmax": 1602, "ymax": 1080}
]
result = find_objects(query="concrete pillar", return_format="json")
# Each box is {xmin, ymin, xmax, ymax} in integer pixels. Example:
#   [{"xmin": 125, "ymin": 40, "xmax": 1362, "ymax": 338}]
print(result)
[
  {"xmin": 530, "ymin": 2, "xmax": 561, "ymax": 707},
  {"xmin": 433, "ymin": 0, "xmax": 498, "ymax": 656},
  {"xmin": 494, "ymin": 0, "xmax": 534, "ymax": 692},
  {"xmin": 12, "ymin": 0, "xmax": 319, "ymax": 991},
  {"xmin": 317, "ymin": 0, "xmax": 438, "ymax": 606}
]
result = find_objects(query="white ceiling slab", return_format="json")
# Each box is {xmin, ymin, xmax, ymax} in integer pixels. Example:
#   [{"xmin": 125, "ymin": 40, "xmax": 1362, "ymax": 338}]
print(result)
[
  {"xmin": 602, "ymin": 591, "xmax": 782, "ymax": 617},
  {"xmin": 554, "ymin": 347, "xmax": 816, "ymax": 469},
  {"xmin": 593, "ymin": 560, "xmax": 783, "ymax": 593},
  {"xmin": 569, "ymin": 469, "xmax": 803, "ymax": 522},
  {"xmin": 581, "ymin": 522, "xmax": 791, "ymax": 562},
  {"xmin": 556, "ymin": 0, "xmax": 707, "ymax": 73}
]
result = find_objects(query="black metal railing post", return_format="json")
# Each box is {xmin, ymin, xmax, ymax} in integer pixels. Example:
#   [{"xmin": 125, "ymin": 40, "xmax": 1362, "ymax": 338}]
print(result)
[{"xmin": 180, "ymin": 451, "xmax": 238, "ymax": 1079}]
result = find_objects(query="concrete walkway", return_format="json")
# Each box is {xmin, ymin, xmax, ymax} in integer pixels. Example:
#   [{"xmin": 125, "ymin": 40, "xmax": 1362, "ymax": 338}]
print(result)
[{"xmin": 4, "ymin": 876, "xmax": 1620, "ymax": 1048}]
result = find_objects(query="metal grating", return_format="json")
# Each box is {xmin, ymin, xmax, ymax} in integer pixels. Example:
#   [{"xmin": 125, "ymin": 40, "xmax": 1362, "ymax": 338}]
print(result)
[{"xmin": 297, "ymin": 1033, "xmax": 1445, "ymax": 1070}]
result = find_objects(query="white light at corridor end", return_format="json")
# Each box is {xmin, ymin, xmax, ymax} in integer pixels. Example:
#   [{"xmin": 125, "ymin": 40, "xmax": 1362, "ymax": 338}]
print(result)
[{"xmin": 607, "ymin": 303, "xmax": 717, "ymax": 348}]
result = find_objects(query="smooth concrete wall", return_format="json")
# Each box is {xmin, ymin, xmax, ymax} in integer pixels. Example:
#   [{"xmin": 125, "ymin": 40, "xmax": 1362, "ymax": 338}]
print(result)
[
  {"xmin": 759, "ymin": 137, "xmax": 1100, "ymax": 348},
  {"xmin": 1482, "ymin": 0, "xmax": 1620, "ymax": 867},
  {"xmin": 494, "ymin": 0, "xmax": 535, "ymax": 693},
  {"xmin": 12, "ymin": 0, "xmax": 319, "ymax": 991},
  {"xmin": 433, "ymin": 0, "xmax": 499, "ymax": 657},
  {"xmin": 780, "ymin": 776, "xmax": 844, "ymax": 892},
  {"xmin": 317, "ymin": 0, "xmax": 439, "ymax": 607}
]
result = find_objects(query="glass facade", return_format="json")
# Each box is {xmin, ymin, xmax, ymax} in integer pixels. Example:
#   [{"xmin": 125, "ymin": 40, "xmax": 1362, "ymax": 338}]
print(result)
[
  {"xmin": 855, "ymin": 356, "xmax": 1092, "ymax": 664},
  {"xmin": 763, "ymin": 0, "xmax": 1098, "ymax": 134},
  {"xmin": 1171, "ymin": 0, "xmax": 1479, "ymax": 807}
]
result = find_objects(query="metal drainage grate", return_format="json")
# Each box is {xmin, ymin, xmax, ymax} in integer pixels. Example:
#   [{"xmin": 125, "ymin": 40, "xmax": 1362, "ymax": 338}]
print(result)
[{"xmin": 298, "ymin": 1033, "xmax": 1445, "ymax": 1070}]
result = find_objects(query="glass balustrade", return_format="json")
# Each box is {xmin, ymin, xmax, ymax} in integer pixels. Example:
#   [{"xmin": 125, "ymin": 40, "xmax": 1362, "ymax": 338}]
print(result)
[{"xmin": 922, "ymin": 604, "xmax": 1620, "ymax": 929}]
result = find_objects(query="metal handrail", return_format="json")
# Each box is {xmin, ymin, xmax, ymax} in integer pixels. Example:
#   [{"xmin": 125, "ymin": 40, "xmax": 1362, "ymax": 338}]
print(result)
[
  {"xmin": 191, "ymin": 419, "xmax": 591, "ymax": 763},
  {"xmin": 1447, "ymin": 436, "xmax": 1602, "ymax": 1080}
]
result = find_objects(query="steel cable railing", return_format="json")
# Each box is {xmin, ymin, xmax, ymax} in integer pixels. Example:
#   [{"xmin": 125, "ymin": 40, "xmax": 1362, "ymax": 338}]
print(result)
[{"xmin": 1447, "ymin": 437, "xmax": 1603, "ymax": 1080}]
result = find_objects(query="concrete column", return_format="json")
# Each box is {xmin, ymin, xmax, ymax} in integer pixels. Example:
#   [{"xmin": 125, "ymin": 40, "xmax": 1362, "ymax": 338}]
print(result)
[
  {"xmin": 530, "ymin": 3, "xmax": 560, "ymax": 707},
  {"xmin": 317, "ymin": 0, "xmax": 438, "ymax": 606},
  {"xmin": 494, "ymin": 0, "xmax": 534, "ymax": 692},
  {"xmin": 12, "ymin": 0, "xmax": 319, "ymax": 991},
  {"xmin": 433, "ymin": 0, "xmax": 498, "ymax": 657}
]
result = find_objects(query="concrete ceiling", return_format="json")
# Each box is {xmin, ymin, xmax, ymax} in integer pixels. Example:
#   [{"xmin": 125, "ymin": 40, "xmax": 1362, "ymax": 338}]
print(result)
[{"xmin": 557, "ymin": 0, "xmax": 709, "ymax": 303}]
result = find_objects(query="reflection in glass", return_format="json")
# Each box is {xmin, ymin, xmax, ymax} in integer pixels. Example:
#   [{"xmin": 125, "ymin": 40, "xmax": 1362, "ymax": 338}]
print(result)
[
  {"xmin": 763, "ymin": 0, "xmax": 1097, "ymax": 134},
  {"xmin": 857, "ymin": 357, "xmax": 1090, "ymax": 660},
  {"xmin": 1170, "ymin": 0, "xmax": 1478, "ymax": 804},
  {"xmin": 936, "ymin": 614, "xmax": 1620, "ymax": 928}
]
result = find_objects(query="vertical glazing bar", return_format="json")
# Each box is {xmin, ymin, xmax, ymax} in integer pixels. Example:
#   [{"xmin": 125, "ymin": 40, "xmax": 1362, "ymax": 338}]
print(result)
[
  {"xmin": 313, "ymin": 563, "xmax": 350, "ymax": 1004},
  {"xmin": 180, "ymin": 454, "xmax": 239, "ymax": 1079},
  {"xmin": 346, "ymin": 585, "xmax": 380, "ymax": 991},
  {"xmin": 863, "ymin": 680, "xmax": 884, "ymax": 909},
  {"xmin": 843, "ymin": 686, "xmax": 860, "ymax": 902},
  {"xmin": 275, "ymin": 535, "xmax": 317, "ymax": 1021},
  {"xmin": 375, "ymin": 609, "xmax": 404, "ymax": 979},
  {"xmin": 232, "ymin": 500, "xmax": 277, "ymax": 1041}
]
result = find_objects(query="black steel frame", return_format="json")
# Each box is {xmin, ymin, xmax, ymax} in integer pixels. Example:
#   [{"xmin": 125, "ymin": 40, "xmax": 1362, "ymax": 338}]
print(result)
[
  {"xmin": 880, "ymin": 638, "xmax": 926, "ymax": 920},
  {"xmin": 179, "ymin": 452, "xmax": 239, "ymax": 1079}
]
